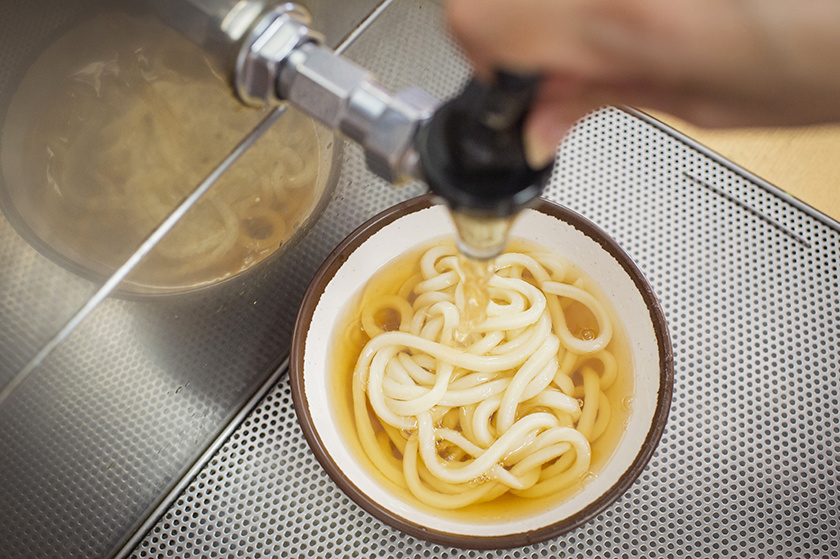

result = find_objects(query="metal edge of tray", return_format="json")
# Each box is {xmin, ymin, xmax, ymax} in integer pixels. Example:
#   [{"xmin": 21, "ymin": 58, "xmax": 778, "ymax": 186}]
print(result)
[{"xmin": 622, "ymin": 106, "xmax": 840, "ymax": 233}]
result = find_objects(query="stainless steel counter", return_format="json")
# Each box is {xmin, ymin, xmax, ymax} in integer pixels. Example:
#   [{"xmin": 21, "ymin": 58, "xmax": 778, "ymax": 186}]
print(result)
[{"xmin": 1, "ymin": 1, "xmax": 838, "ymax": 558}]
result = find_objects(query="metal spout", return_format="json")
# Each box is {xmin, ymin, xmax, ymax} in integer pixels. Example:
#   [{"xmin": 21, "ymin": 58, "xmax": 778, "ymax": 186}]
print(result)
[
  {"xmin": 414, "ymin": 73, "xmax": 553, "ymax": 219},
  {"xmin": 414, "ymin": 72, "xmax": 554, "ymax": 258},
  {"xmin": 151, "ymin": 1, "xmax": 553, "ymax": 222}
]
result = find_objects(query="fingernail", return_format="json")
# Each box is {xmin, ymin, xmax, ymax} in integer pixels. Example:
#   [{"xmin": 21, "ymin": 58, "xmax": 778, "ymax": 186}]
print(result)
[{"xmin": 523, "ymin": 129, "xmax": 559, "ymax": 169}]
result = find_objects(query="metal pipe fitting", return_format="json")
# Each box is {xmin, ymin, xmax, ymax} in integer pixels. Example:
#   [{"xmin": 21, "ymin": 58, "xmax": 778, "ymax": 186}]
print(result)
[
  {"xmin": 156, "ymin": 1, "xmax": 550, "ymax": 222},
  {"xmin": 232, "ymin": 3, "xmax": 438, "ymax": 184},
  {"xmin": 278, "ymin": 42, "xmax": 438, "ymax": 183},
  {"xmin": 235, "ymin": 3, "xmax": 324, "ymax": 106}
]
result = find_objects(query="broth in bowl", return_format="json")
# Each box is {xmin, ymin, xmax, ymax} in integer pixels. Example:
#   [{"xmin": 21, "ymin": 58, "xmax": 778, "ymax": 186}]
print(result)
[
  {"xmin": 329, "ymin": 237, "xmax": 635, "ymax": 519},
  {"xmin": 291, "ymin": 195, "xmax": 672, "ymax": 548}
]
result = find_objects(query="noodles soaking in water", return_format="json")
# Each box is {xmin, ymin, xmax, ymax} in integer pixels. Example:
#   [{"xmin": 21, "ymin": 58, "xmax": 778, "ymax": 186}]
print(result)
[
  {"xmin": 2, "ymin": 13, "xmax": 331, "ymax": 291},
  {"xmin": 333, "ymin": 239, "xmax": 633, "ymax": 513}
]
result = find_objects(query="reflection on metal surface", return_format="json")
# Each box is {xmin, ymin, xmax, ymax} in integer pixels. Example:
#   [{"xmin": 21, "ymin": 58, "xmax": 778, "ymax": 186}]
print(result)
[
  {"xmin": 1, "ymin": 12, "xmax": 335, "ymax": 294},
  {"xmin": 0, "ymin": 1, "xmax": 385, "ymax": 558},
  {"xmin": 0, "ymin": 105, "xmax": 287, "ymax": 409}
]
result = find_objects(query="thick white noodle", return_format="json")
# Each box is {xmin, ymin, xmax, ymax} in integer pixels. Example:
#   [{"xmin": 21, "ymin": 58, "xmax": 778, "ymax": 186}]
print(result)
[{"xmin": 351, "ymin": 243, "xmax": 621, "ymax": 509}]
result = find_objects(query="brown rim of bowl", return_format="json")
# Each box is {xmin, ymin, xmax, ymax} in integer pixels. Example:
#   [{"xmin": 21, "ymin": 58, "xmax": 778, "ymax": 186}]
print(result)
[{"xmin": 290, "ymin": 193, "xmax": 674, "ymax": 550}]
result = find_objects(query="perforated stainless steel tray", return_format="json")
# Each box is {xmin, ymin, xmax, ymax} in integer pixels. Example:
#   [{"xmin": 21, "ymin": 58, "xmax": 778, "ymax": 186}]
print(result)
[
  {"xmin": 129, "ymin": 1, "xmax": 839, "ymax": 557},
  {"xmin": 2, "ymin": 1, "xmax": 839, "ymax": 558}
]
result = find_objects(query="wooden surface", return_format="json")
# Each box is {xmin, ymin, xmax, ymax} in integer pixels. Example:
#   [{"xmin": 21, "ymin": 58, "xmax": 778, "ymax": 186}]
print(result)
[{"xmin": 647, "ymin": 112, "xmax": 840, "ymax": 222}]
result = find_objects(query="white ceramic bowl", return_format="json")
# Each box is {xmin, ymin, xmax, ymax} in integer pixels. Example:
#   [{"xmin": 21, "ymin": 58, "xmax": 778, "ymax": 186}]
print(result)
[{"xmin": 291, "ymin": 194, "xmax": 673, "ymax": 548}]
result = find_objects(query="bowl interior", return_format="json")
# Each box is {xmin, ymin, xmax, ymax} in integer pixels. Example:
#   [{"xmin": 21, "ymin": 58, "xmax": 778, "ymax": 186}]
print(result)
[{"xmin": 293, "ymin": 196, "xmax": 672, "ymax": 547}]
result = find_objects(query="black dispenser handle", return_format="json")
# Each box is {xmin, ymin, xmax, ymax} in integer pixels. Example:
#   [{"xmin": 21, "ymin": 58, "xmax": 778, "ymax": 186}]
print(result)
[{"xmin": 415, "ymin": 72, "xmax": 554, "ymax": 217}]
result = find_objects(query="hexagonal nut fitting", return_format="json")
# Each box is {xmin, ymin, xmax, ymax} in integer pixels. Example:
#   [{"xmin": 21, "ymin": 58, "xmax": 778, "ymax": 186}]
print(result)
[
  {"xmin": 280, "ymin": 43, "xmax": 373, "ymax": 130},
  {"xmin": 235, "ymin": 3, "xmax": 323, "ymax": 106},
  {"xmin": 364, "ymin": 88, "xmax": 440, "ymax": 184}
]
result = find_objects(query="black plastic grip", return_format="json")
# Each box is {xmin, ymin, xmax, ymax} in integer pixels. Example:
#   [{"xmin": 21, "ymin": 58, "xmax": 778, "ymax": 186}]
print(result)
[{"xmin": 415, "ymin": 72, "xmax": 553, "ymax": 217}]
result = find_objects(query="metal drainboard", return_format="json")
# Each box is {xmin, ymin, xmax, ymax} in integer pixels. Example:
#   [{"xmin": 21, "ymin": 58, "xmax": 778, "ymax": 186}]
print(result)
[
  {"xmin": 125, "ymin": 0, "xmax": 839, "ymax": 558},
  {"xmin": 0, "ymin": 0, "xmax": 836, "ymax": 557}
]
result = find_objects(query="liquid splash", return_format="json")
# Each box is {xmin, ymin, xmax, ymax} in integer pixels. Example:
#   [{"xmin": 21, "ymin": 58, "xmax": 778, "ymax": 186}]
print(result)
[{"xmin": 454, "ymin": 253, "xmax": 494, "ymax": 347}]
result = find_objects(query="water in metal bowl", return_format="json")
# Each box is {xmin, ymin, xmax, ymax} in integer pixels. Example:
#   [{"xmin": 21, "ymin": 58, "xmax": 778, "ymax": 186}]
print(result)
[{"xmin": 0, "ymin": 11, "xmax": 337, "ymax": 295}]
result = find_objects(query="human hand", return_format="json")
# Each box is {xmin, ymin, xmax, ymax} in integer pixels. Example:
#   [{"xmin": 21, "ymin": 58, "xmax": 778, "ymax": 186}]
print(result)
[{"xmin": 447, "ymin": 0, "xmax": 840, "ymax": 164}]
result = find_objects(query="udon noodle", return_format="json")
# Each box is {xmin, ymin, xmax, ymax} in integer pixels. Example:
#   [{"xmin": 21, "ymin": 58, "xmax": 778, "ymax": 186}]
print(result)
[
  {"xmin": 336, "ymin": 239, "xmax": 632, "ymax": 512},
  {"xmin": 1, "ymin": 13, "xmax": 332, "ymax": 292}
]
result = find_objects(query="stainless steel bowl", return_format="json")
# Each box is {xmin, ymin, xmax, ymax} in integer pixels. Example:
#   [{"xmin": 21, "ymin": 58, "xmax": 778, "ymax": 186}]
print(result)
[{"xmin": 0, "ymin": 10, "xmax": 339, "ymax": 296}]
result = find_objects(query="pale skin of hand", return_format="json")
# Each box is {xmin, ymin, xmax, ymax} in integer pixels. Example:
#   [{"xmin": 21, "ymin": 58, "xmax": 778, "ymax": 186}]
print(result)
[{"xmin": 446, "ymin": 0, "xmax": 840, "ymax": 165}]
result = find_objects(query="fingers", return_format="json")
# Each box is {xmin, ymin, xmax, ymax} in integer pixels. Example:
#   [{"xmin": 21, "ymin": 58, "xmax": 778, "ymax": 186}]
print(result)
[
  {"xmin": 448, "ymin": 0, "xmax": 840, "ymax": 137},
  {"xmin": 523, "ymin": 79, "xmax": 601, "ymax": 167},
  {"xmin": 447, "ymin": 0, "xmax": 612, "ymax": 78},
  {"xmin": 520, "ymin": 76, "xmax": 752, "ymax": 162},
  {"xmin": 446, "ymin": 0, "xmax": 700, "ymax": 80}
]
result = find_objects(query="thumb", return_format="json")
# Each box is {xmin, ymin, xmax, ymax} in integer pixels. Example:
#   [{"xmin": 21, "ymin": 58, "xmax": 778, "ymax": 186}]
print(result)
[{"xmin": 523, "ymin": 100, "xmax": 592, "ymax": 168}]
